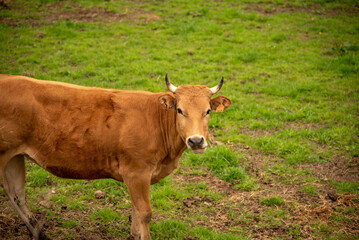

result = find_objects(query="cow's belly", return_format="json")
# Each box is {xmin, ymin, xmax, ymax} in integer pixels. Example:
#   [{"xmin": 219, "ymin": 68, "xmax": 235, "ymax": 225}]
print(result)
[
  {"xmin": 25, "ymin": 149, "xmax": 123, "ymax": 181},
  {"xmin": 44, "ymin": 165, "xmax": 117, "ymax": 180},
  {"xmin": 44, "ymin": 162, "xmax": 123, "ymax": 181}
]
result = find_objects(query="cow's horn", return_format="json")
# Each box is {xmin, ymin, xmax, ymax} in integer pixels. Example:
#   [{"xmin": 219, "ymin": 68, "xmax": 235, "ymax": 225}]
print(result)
[
  {"xmin": 165, "ymin": 74, "xmax": 177, "ymax": 93},
  {"xmin": 210, "ymin": 77, "xmax": 224, "ymax": 94}
]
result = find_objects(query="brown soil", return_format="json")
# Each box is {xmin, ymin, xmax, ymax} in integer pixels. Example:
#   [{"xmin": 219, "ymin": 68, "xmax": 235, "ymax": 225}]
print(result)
[
  {"xmin": 172, "ymin": 169, "xmax": 359, "ymax": 239},
  {"xmin": 244, "ymin": 2, "xmax": 359, "ymax": 16},
  {"xmin": 0, "ymin": 2, "xmax": 160, "ymax": 27},
  {"xmin": 302, "ymin": 155, "xmax": 359, "ymax": 183},
  {"xmin": 0, "ymin": 197, "xmax": 132, "ymax": 240}
]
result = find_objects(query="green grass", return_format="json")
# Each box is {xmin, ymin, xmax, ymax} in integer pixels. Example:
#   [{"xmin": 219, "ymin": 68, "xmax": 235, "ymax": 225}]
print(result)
[
  {"xmin": 301, "ymin": 185, "xmax": 317, "ymax": 195},
  {"xmin": 151, "ymin": 220, "xmax": 244, "ymax": 240},
  {"xmin": 332, "ymin": 182, "xmax": 359, "ymax": 194},
  {"xmin": 182, "ymin": 146, "xmax": 258, "ymax": 187},
  {"xmin": 1, "ymin": 0, "xmax": 358, "ymax": 239},
  {"xmin": 61, "ymin": 220, "xmax": 81, "ymax": 228},
  {"xmin": 260, "ymin": 196, "xmax": 285, "ymax": 206},
  {"xmin": 90, "ymin": 208, "xmax": 120, "ymax": 224}
]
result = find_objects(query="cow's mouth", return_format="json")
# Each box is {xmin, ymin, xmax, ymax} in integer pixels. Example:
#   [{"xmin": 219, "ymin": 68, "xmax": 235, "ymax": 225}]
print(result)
[{"xmin": 191, "ymin": 147, "xmax": 207, "ymax": 154}]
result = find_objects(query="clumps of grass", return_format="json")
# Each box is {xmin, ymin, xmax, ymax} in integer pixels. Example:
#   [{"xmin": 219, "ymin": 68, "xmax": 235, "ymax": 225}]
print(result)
[
  {"xmin": 91, "ymin": 179, "xmax": 128, "ymax": 204},
  {"xmin": 61, "ymin": 220, "xmax": 81, "ymax": 228},
  {"xmin": 26, "ymin": 164, "xmax": 53, "ymax": 187},
  {"xmin": 51, "ymin": 195, "xmax": 68, "ymax": 205},
  {"xmin": 252, "ymin": 135, "xmax": 328, "ymax": 164},
  {"xmin": 271, "ymin": 33, "xmax": 287, "ymax": 43},
  {"xmin": 151, "ymin": 184, "xmax": 177, "ymax": 211},
  {"xmin": 334, "ymin": 53, "xmax": 359, "ymax": 76},
  {"xmin": 323, "ymin": 42, "xmax": 359, "ymax": 77},
  {"xmin": 220, "ymin": 166, "xmax": 247, "ymax": 183},
  {"xmin": 260, "ymin": 196, "xmax": 285, "ymax": 206},
  {"xmin": 332, "ymin": 182, "xmax": 359, "ymax": 194},
  {"xmin": 331, "ymin": 42, "xmax": 359, "ymax": 57},
  {"xmin": 317, "ymin": 223, "xmax": 329, "ymax": 233},
  {"xmin": 330, "ymin": 213, "xmax": 351, "ymax": 224},
  {"xmin": 288, "ymin": 225, "xmax": 301, "ymax": 238},
  {"xmin": 235, "ymin": 179, "xmax": 259, "ymax": 191},
  {"xmin": 183, "ymin": 146, "xmax": 242, "ymax": 182},
  {"xmin": 151, "ymin": 220, "xmax": 243, "ymax": 240},
  {"xmin": 301, "ymin": 185, "xmax": 317, "ymax": 195},
  {"xmin": 183, "ymin": 146, "xmax": 258, "ymax": 190},
  {"xmin": 343, "ymin": 206, "xmax": 356, "ymax": 215},
  {"xmin": 68, "ymin": 201, "xmax": 86, "ymax": 210},
  {"xmin": 90, "ymin": 208, "xmax": 120, "ymax": 224},
  {"xmin": 184, "ymin": 146, "xmax": 248, "ymax": 182}
]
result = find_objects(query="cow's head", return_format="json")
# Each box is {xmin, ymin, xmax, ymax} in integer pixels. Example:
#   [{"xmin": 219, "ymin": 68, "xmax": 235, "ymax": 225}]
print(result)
[{"xmin": 159, "ymin": 75, "xmax": 232, "ymax": 154}]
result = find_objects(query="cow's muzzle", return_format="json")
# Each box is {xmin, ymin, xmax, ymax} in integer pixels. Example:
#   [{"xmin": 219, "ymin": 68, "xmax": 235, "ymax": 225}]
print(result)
[{"xmin": 186, "ymin": 135, "xmax": 207, "ymax": 154}]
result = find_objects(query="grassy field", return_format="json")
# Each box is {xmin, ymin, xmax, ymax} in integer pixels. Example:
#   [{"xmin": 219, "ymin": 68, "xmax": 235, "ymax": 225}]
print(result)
[{"xmin": 0, "ymin": 0, "xmax": 358, "ymax": 239}]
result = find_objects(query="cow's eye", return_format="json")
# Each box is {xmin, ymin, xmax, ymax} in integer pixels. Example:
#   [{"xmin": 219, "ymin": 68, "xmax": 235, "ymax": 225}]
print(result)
[
  {"xmin": 177, "ymin": 108, "xmax": 183, "ymax": 115},
  {"xmin": 206, "ymin": 109, "xmax": 211, "ymax": 115}
]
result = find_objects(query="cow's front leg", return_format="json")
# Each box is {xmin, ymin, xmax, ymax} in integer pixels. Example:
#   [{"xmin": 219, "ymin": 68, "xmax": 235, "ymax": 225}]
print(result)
[{"xmin": 124, "ymin": 171, "xmax": 152, "ymax": 240}]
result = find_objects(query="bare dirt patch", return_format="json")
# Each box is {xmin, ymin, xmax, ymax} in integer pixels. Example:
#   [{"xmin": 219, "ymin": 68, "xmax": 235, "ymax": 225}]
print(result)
[
  {"xmin": 301, "ymin": 155, "xmax": 359, "ymax": 183},
  {"xmin": 236, "ymin": 122, "xmax": 324, "ymax": 140},
  {"xmin": 0, "ymin": 2, "xmax": 160, "ymax": 27},
  {"xmin": 45, "ymin": 3, "xmax": 160, "ymax": 24},
  {"xmin": 0, "ymin": 194, "xmax": 132, "ymax": 240},
  {"xmin": 173, "ymin": 166, "xmax": 359, "ymax": 239},
  {"xmin": 244, "ymin": 2, "xmax": 359, "ymax": 16},
  {"xmin": 205, "ymin": 132, "xmax": 359, "ymax": 238},
  {"xmin": 174, "ymin": 173, "xmax": 235, "ymax": 196},
  {"xmin": 285, "ymin": 121, "xmax": 324, "ymax": 130}
]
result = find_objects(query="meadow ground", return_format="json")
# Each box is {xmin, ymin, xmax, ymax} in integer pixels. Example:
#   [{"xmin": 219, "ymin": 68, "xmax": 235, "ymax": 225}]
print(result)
[{"xmin": 0, "ymin": 0, "xmax": 358, "ymax": 239}]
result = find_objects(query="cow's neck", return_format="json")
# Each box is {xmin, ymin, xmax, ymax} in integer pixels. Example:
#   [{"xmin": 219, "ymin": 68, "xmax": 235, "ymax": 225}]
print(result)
[
  {"xmin": 149, "ymin": 103, "xmax": 187, "ymax": 184},
  {"xmin": 159, "ymin": 106, "xmax": 187, "ymax": 159}
]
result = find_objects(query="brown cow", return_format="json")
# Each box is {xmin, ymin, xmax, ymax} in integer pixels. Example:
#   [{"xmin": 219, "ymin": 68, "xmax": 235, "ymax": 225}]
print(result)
[{"xmin": 0, "ymin": 74, "xmax": 232, "ymax": 240}]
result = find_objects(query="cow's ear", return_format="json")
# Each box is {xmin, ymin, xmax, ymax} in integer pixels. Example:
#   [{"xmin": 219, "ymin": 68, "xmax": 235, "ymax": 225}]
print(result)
[
  {"xmin": 159, "ymin": 94, "xmax": 176, "ymax": 109},
  {"xmin": 210, "ymin": 96, "xmax": 232, "ymax": 113}
]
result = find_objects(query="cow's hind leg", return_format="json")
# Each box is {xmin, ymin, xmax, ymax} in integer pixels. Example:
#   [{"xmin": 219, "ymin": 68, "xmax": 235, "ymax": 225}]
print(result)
[{"xmin": 2, "ymin": 155, "xmax": 48, "ymax": 240}]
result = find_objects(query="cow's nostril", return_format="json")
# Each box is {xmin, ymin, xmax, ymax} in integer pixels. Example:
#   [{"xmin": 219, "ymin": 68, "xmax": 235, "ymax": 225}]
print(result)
[{"xmin": 187, "ymin": 136, "xmax": 205, "ymax": 148}]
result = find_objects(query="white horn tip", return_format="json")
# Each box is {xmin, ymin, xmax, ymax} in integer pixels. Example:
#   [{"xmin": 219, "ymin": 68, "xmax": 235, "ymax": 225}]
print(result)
[
  {"xmin": 210, "ymin": 77, "xmax": 224, "ymax": 94},
  {"xmin": 165, "ymin": 74, "xmax": 177, "ymax": 93}
]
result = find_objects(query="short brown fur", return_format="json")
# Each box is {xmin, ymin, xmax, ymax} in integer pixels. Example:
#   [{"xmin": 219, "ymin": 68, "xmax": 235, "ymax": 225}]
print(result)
[{"xmin": 0, "ymin": 74, "xmax": 231, "ymax": 240}]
